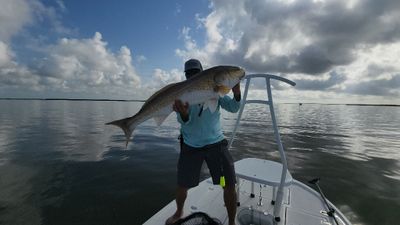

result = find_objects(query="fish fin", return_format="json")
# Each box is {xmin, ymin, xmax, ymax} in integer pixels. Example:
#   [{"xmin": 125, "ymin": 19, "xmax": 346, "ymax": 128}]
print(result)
[
  {"xmin": 106, "ymin": 117, "xmax": 136, "ymax": 148},
  {"xmin": 204, "ymin": 99, "xmax": 218, "ymax": 113},
  {"xmin": 153, "ymin": 114, "xmax": 169, "ymax": 126}
]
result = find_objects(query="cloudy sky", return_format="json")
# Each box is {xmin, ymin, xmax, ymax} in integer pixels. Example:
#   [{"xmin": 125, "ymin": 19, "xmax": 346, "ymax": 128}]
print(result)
[{"xmin": 0, "ymin": 0, "xmax": 399, "ymax": 104}]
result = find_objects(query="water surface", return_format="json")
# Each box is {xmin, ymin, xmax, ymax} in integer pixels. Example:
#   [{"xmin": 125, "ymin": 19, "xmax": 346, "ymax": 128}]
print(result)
[{"xmin": 0, "ymin": 100, "xmax": 399, "ymax": 225}]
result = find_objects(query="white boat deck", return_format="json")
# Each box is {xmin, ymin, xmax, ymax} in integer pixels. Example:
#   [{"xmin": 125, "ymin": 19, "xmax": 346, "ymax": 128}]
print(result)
[{"xmin": 143, "ymin": 158, "xmax": 351, "ymax": 225}]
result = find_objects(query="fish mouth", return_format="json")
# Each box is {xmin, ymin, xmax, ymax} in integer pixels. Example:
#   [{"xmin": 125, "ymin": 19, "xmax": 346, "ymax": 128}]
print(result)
[{"xmin": 228, "ymin": 67, "xmax": 245, "ymax": 80}]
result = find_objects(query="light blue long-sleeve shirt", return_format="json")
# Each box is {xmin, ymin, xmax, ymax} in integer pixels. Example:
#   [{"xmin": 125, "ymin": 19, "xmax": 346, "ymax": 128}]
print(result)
[{"xmin": 176, "ymin": 95, "xmax": 241, "ymax": 148}]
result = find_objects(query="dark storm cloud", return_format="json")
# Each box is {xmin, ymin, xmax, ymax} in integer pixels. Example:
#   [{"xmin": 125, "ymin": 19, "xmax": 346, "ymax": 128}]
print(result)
[
  {"xmin": 212, "ymin": 0, "xmax": 400, "ymax": 76},
  {"xmin": 291, "ymin": 45, "xmax": 338, "ymax": 75},
  {"xmin": 345, "ymin": 74, "xmax": 400, "ymax": 96},
  {"xmin": 366, "ymin": 64, "xmax": 398, "ymax": 78},
  {"xmin": 294, "ymin": 71, "xmax": 346, "ymax": 91}
]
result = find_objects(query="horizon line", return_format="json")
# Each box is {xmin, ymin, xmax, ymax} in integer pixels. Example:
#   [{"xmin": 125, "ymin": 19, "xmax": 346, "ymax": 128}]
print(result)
[
  {"xmin": 0, "ymin": 97, "xmax": 145, "ymax": 102},
  {"xmin": 0, "ymin": 98, "xmax": 399, "ymax": 107}
]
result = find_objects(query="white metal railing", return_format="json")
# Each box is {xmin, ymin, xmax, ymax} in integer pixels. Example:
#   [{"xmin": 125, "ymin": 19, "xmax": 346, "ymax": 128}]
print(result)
[{"xmin": 228, "ymin": 74, "xmax": 296, "ymax": 222}]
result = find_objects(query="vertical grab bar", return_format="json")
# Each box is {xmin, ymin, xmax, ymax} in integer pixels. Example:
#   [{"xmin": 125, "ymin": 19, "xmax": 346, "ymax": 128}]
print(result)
[
  {"xmin": 266, "ymin": 78, "xmax": 288, "ymax": 222},
  {"xmin": 230, "ymin": 79, "xmax": 250, "ymax": 207},
  {"xmin": 228, "ymin": 78, "xmax": 251, "ymax": 150}
]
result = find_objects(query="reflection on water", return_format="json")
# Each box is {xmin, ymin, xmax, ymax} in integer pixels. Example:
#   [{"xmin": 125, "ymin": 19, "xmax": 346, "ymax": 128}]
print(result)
[{"xmin": 0, "ymin": 100, "xmax": 399, "ymax": 225}]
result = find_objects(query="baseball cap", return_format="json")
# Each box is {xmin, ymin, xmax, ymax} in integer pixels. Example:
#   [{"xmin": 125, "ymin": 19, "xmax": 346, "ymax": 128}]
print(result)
[{"xmin": 184, "ymin": 59, "xmax": 203, "ymax": 72}]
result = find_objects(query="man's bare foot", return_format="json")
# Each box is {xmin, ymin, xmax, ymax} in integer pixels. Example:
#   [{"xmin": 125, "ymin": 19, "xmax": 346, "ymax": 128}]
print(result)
[{"xmin": 165, "ymin": 212, "xmax": 182, "ymax": 225}]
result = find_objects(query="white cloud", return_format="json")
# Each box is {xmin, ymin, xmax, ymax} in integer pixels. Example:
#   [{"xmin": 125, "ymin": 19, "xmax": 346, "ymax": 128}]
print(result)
[
  {"xmin": 0, "ymin": 40, "xmax": 42, "ymax": 90},
  {"xmin": 0, "ymin": 0, "xmax": 33, "ymax": 42},
  {"xmin": 136, "ymin": 55, "xmax": 147, "ymax": 63},
  {"xmin": 1, "ymin": 0, "xmax": 399, "ymax": 103},
  {"xmin": 38, "ymin": 32, "xmax": 141, "ymax": 93},
  {"xmin": 0, "ymin": 0, "xmax": 144, "ymax": 99},
  {"xmin": 1, "ymin": 31, "xmax": 143, "ymax": 98},
  {"xmin": 0, "ymin": 0, "xmax": 70, "ymax": 42},
  {"xmin": 152, "ymin": 68, "xmax": 183, "ymax": 86},
  {"xmin": 175, "ymin": 27, "xmax": 210, "ymax": 67},
  {"xmin": 176, "ymin": 0, "xmax": 400, "ymax": 102},
  {"xmin": 174, "ymin": 3, "xmax": 182, "ymax": 15},
  {"xmin": 0, "ymin": 41, "xmax": 13, "ymax": 67},
  {"xmin": 56, "ymin": 0, "xmax": 67, "ymax": 13},
  {"xmin": 0, "ymin": 65, "xmax": 41, "ymax": 89},
  {"xmin": 0, "ymin": 0, "xmax": 78, "ymax": 93},
  {"xmin": 134, "ymin": 68, "xmax": 185, "ymax": 100}
]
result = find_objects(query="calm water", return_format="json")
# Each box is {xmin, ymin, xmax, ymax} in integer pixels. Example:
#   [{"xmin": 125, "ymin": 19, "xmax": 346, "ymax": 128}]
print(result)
[{"xmin": 0, "ymin": 100, "xmax": 399, "ymax": 225}]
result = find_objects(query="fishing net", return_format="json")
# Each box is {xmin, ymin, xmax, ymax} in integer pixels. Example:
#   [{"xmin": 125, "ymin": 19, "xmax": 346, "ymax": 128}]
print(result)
[{"xmin": 172, "ymin": 212, "xmax": 222, "ymax": 225}]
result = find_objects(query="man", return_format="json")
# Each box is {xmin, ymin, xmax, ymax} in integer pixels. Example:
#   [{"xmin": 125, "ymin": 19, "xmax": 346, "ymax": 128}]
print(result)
[{"xmin": 166, "ymin": 59, "xmax": 241, "ymax": 225}]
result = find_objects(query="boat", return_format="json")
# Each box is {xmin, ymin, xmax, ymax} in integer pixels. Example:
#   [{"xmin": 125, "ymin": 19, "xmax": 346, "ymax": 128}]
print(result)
[{"xmin": 143, "ymin": 74, "xmax": 352, "ymax": 225}]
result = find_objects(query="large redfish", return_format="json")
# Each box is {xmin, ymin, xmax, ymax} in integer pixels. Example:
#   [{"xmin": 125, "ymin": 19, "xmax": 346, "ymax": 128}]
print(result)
[{"xmin": 106, "ymin": 65, "xmax": 245, "ymax": 146}]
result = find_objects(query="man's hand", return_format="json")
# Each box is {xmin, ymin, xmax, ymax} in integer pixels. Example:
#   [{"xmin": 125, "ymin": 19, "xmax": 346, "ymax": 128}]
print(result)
[
  {"xmin": 232, "ymin": 83, "xmax": 241, "ymax": 101},
  {"xmin": 173, "ymin": 100, "xmax": 189, "ymax": 122}
]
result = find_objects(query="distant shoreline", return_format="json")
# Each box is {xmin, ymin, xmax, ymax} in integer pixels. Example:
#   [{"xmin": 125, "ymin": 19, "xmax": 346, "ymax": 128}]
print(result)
[
  {"xmin": 295, "ymin": 103, "xmax": 400, "ymax": 107},
  {"xmin": 344, "ymin": 103, "xmax": 400, "ymax": 107},
  {"xmin": 0, "ymin": 98, "xmax": 398, "ymax": 107},
  {"xmin": 0, "ymin": 98, "xmax": 145, "ymax": 102}
]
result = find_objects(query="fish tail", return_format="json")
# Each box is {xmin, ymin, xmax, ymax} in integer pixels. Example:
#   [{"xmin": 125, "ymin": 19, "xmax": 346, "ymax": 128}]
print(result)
[{"xmin": 106, "ymin": 116, "xmax": 137, "ymax": 147}]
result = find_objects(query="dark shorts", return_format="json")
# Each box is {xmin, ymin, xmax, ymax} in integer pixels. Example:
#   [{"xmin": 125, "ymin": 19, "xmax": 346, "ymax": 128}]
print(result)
[{"xmin": 177, "ymin": 139, "xmax": 236, "ymax": 188}]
